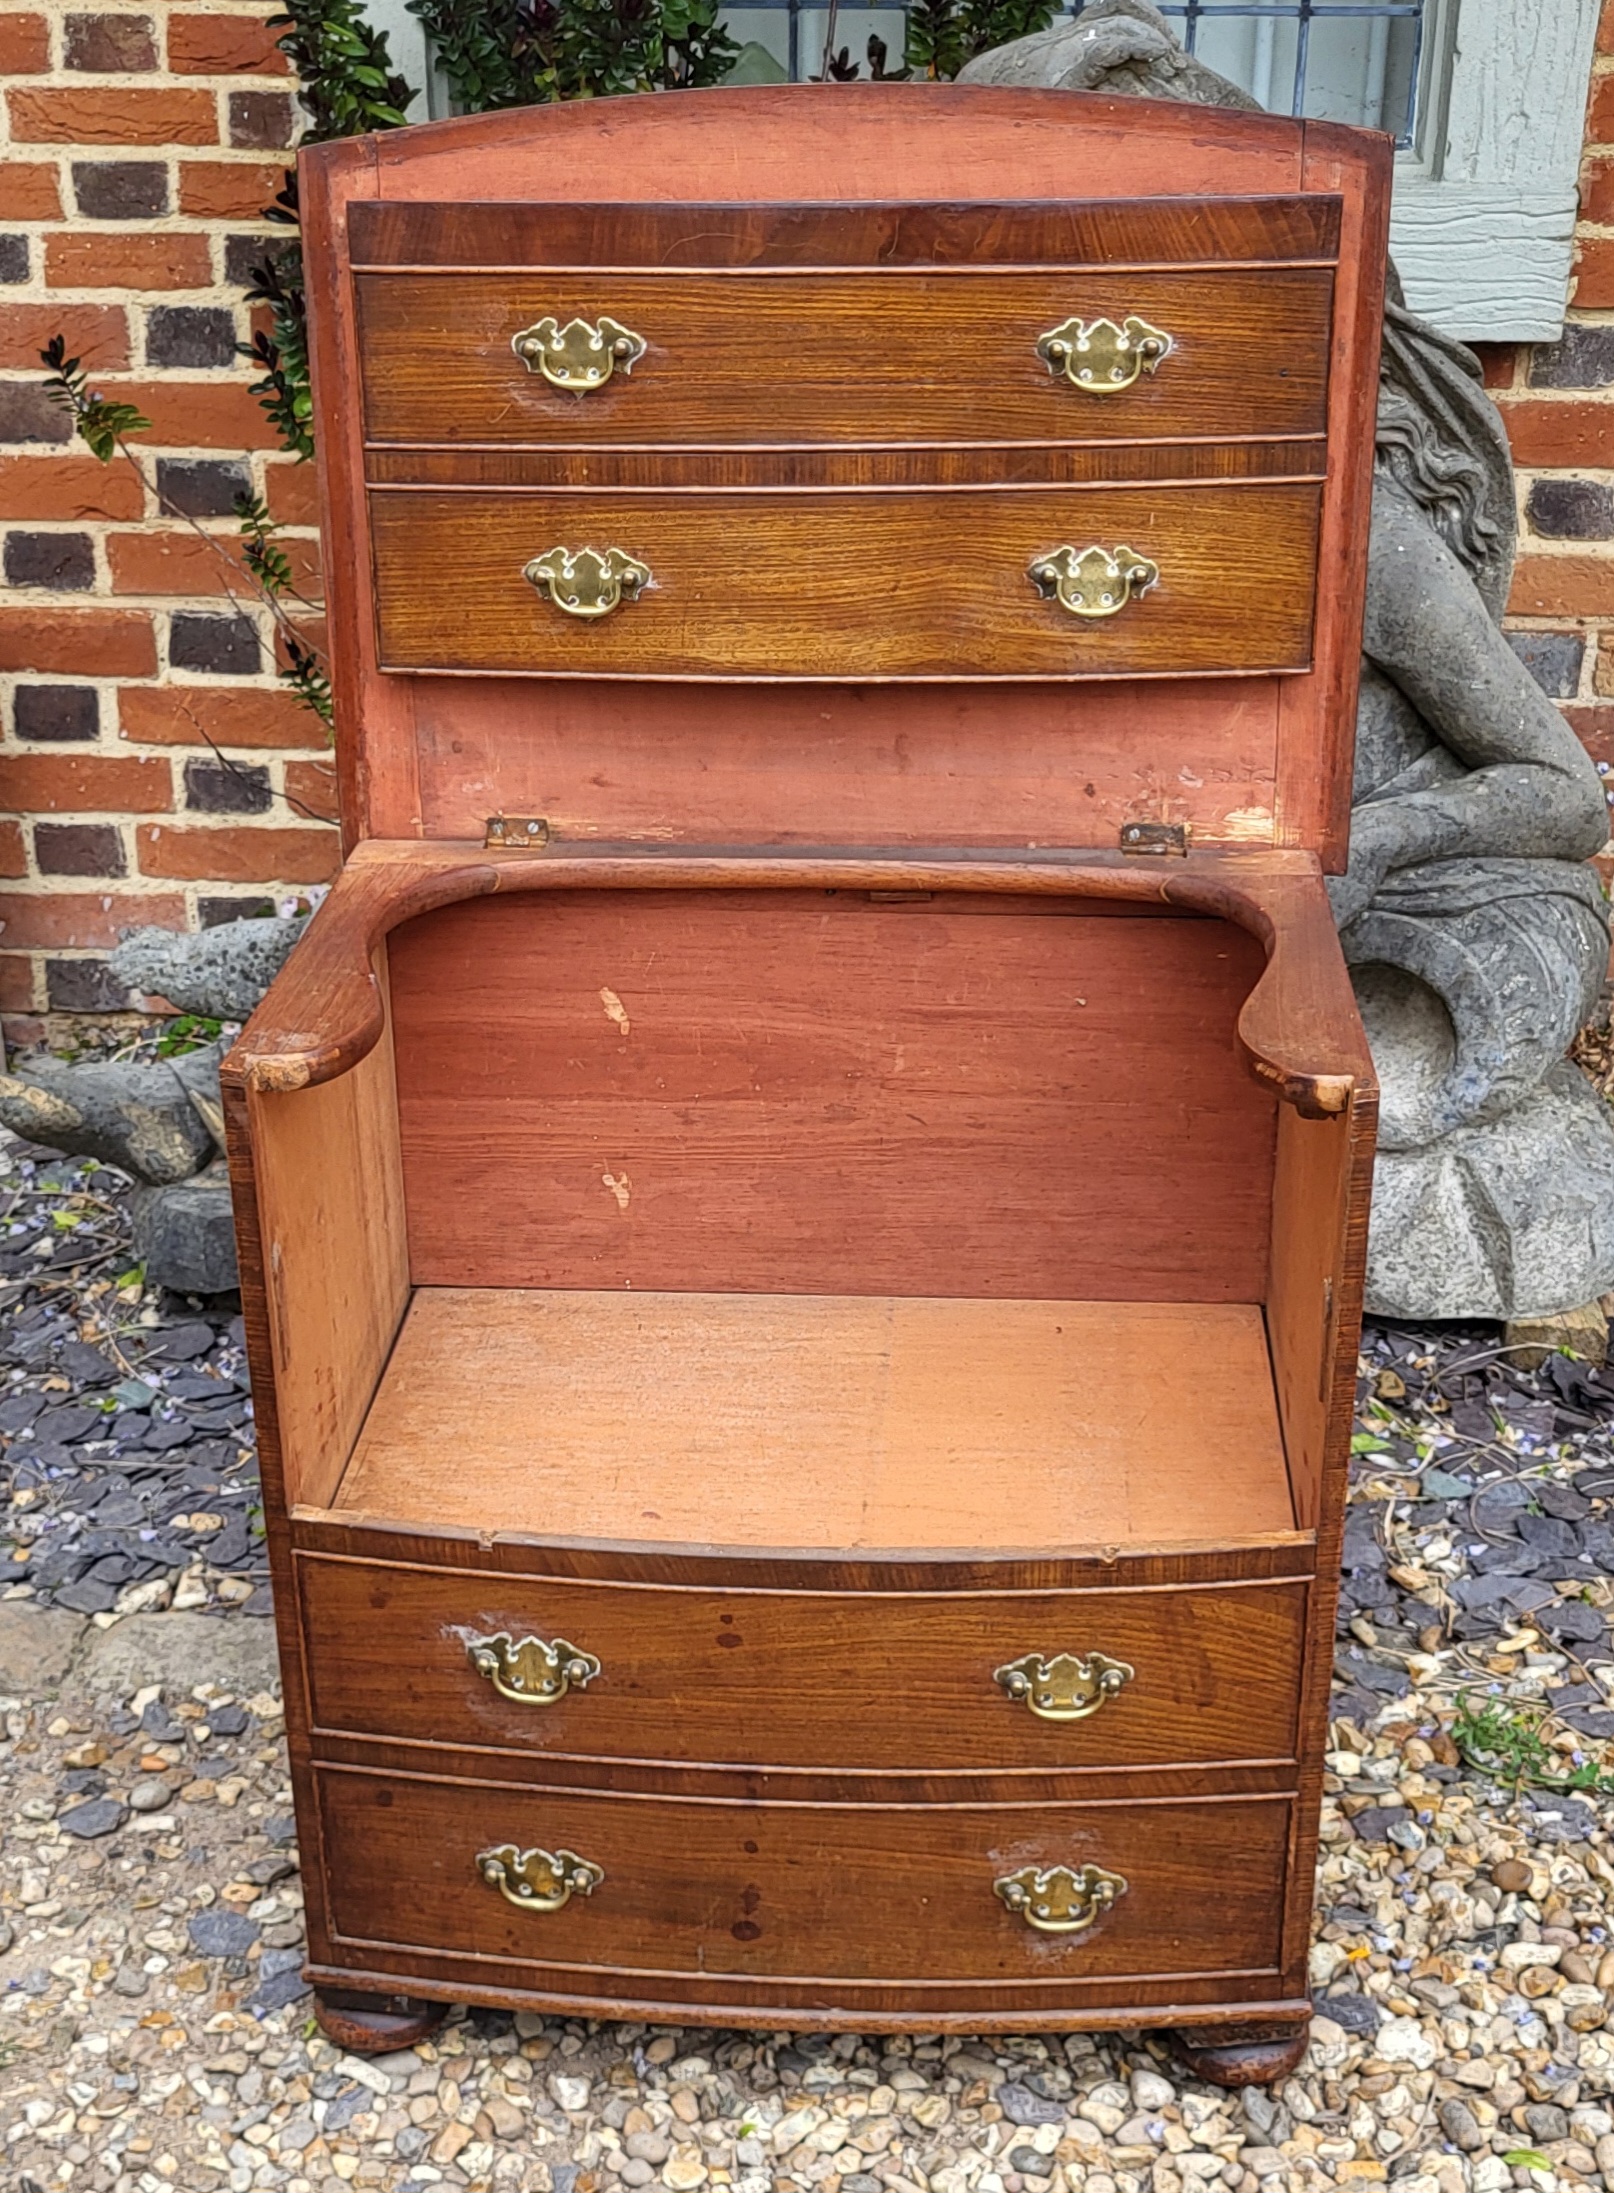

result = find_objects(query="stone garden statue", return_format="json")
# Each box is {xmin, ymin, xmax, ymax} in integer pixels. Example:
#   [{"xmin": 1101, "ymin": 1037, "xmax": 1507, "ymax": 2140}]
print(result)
[
  {"xmin": 964, "ymin": 0, "xmax": 1614, "ymax": 1330},
  {"xmin": 0, "ymin": 917, "xmax": 306, "ymax": 1294}
]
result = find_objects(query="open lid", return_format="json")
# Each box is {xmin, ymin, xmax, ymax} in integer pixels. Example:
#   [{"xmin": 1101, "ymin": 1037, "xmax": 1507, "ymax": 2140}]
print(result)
[{"xmin": 301, "ymin": 84, "xmax": 1390, "ymax": 868}]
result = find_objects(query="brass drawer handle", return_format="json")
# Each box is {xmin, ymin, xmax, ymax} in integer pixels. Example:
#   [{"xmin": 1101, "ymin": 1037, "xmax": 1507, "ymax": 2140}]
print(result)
[
  {"xmin": 1037, "ymin": 314, "xmax": 1171, "ymax": 392},
  {"xmin": 1029, "ymin": 544, "xmax": 1158, "ymax": 620},
  {"xmin": 478, "ymin": 1843, "xmax": 604, "ymax": 1912},
  {"xmin": 512, "ymin": 314, "xmax": 647, "ymax": 392},
  {"xmin": 524, "ymin": 545, "xmax": 651, "ymax": 619},
  {"xmin": 467, "ymin": 1630, "xmax": 601, "ymax": 1705},
  {"xmin": 995, "ymin": 1861, "xmax": 1128, "ymax": 1935},
  {"xmin": 993, "ymin": 1650, "xmax": 1134, "ymax": 1721}
]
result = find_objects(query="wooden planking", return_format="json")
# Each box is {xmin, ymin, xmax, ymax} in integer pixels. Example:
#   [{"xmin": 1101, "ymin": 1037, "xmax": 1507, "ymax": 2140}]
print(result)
[
  {"xmin": 245, "ymin": 975, "xmax": 411, "ymax": 1511},
  {"xmin": 300, "ymin": 1554, "xmax": 1306, "ymax": 1768},
  {"xmin": 356, "ymin": 268, "xmax": 1332, "ymax": 450},
  {"xmin": 370, "ymin": 481, "xmax": 1321, "ymax": 681},
  {"xmin": 348, "ymin": 195, "xmax": 1342, "ymax": 269},
  {"xmin": 333, "ymin": 1290, "xmax": 1295, "ymax": 1553},
  {"xmin": 316, "ymin": 1765, "xmax": 1291, "ymax": 1989},
  {"xmin": 384, "ymin": 889, "xmax": 1279, "ymax": 1299},
  {"xmin": 410, "ymin": 678, "xmax": 1284, "ymax": 848}
]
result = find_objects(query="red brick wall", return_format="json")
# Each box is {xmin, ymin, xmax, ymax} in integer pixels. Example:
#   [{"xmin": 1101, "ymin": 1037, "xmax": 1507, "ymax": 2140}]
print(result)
[
  {"xmin": 0, "ymin": 1, "xmax": 336, "ymax": 1034},
  {"xmin": 1476, "ymin": 0, "xmax": 1614, "ymax": 851},
  {"xmin": 0, "ymin": 10, "xmax": 1611, "ymax": 1034}
]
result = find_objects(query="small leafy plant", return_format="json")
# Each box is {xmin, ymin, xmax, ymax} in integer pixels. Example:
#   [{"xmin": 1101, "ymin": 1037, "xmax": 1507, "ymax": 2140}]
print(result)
[
  {"xmin": 1451, "ymin": 1693, "xmax": 1614, "ymax": 1795},
  {"xmin": 408, "ymin": 0, "xmax": 738, "ymax": 106},
  {"xmin": 40, "ymin": 336, "xmax": 151, "ymax": 460}
]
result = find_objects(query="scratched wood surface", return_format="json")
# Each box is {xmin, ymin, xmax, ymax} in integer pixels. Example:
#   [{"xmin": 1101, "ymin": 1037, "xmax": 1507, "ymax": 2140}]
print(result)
[
  {"xmin": 333, "ymin": 1290, "xmax": 1295, "ymax": 1551},
  {"xmin": 370, "ymin": 480, "xmax": 1321, "ymax": 681},
  {"xmin": 315, "ymin": 1764, "xmax": 1291, "ymax": 1986},
  {"xmin": 356, "ymin": 267, "xmax": 1333, "ymax": 450},
  {"xmin": 384, "ymin": 890, "xmax": 1277, "ymax": 1298},
  {"xmin": 299, "ymin": 1552, "xmax": 1305, "ymax": 1768}
]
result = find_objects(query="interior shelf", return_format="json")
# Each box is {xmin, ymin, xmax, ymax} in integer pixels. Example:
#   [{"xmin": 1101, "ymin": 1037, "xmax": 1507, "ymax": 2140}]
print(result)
[{"xmin": 330, "ymin": 1289, "xmax": 1298, "ymax": 1553}]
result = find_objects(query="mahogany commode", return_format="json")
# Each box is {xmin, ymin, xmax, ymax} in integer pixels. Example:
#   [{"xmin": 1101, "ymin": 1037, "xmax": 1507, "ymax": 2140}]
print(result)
[{"xmin": 225, "ymin": 82, "xmax": 1387, "ymax": 2079}]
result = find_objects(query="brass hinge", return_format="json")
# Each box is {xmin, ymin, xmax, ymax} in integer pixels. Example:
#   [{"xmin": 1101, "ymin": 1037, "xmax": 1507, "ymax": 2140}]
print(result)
[
  {"xmin": 485, "ymin": 815, "xmax": 551, "ymax": 852},
  {"xmin": 1119, "ymin": 821, "xmax": 1188, "ymax": 857}
]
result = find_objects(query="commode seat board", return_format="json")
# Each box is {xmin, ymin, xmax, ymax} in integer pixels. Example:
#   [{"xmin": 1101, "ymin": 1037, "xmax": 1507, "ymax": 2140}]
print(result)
[{"xmin": 331, "ymin": 1288, "xmax": 1295, "ymax": 1551}]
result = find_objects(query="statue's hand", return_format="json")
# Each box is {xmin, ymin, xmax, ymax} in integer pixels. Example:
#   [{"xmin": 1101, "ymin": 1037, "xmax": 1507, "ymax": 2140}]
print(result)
[{"xmin": 1326, "ymin": 802, "xmax": 1401, "ymax": 930}]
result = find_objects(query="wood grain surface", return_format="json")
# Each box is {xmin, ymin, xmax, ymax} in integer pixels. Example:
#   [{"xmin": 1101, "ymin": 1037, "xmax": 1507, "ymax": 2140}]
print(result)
[
  {"xmin": 332, "ymin": 1290, "xmax": 1294, "ymax": 1552},
  {"xmin": 370, "ymin": 481, "xmax": 1321, "ymax": 681},
  {"xmin": 299, "ymin": 1553, "xmax": 1306, "ymax": 1769},
  {"xmin": 382, "ymin": 889, "xmax": 1279, "ymax": 1298},
  {"xmin": 356, "ymin": 268, "xmax": 1332, "ymax": 450},
  {"xmin": 315, "ymin": 1764, "xmax": 1291, "ymax": 1988},
  {"xmin": 348, "ymin": 195, "xmax": 1342, "ymax": 270}
]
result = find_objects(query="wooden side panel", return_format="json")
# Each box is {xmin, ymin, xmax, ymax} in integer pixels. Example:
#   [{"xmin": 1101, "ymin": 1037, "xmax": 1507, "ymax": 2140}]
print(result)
[
  {"xmin": 409, "ymin": 676, "xmax": 1284, "ymax": 849},
  {"xmin": 248, "ymin": 977, "xmax": 411, "ymax": 1510},
  {"xmin": 315, "ymin": 1766, "xmax": 1291, "ymax": 1992},
  {"xmin": 386, "ymin": 892, "xmax": 1278, "ymax": 1299},
  {"xmin": 1269, "ymin": 1079, "xmax": 1376, "ymax": 1981}
]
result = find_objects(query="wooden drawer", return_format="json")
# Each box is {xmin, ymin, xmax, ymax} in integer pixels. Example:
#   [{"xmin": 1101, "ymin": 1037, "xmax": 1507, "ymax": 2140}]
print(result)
[
  {"xmin": 298, "ymin": 1557, "xmax": 1305, "ymax": 1771},
  {"xmin": 369, "ymin": 480, "xmax": 1320, "ymax": 679},
  {"xmin": 356, "ymin": 268, "xmax": 1332, "ymax": 450},
  {"xmin": 316, "ymin": 1765, "xmax": 1290, "ymax": 1987}
]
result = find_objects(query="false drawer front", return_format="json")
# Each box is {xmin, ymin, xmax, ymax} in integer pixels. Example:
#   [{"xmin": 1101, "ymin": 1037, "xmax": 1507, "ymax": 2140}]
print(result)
[
  {"xmin": 317, "ymin": 1765, "xmax": 1290, "ymax": 1988},
  {"xmin": 355, "ymin": 267, "xmax": 1333, "ymax": 450},
  {"xmin": 297, "ymin": 1557, "xmax": 1305, "ymax": 1771},
  {"xmin": 369, "ymin": 480, "xmax": 1320, "ymax": 680}
]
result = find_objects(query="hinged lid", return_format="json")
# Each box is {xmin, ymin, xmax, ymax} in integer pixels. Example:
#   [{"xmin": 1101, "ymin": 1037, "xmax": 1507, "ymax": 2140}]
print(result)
[{"xmin": 301, "ymin": 84, "xmax": 1389, "ymax": 866}]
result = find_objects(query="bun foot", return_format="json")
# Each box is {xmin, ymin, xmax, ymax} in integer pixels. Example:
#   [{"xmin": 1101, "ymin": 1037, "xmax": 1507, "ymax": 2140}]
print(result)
[
  {"xmin": 312, "ymin": 1988, "xmax": 448, "ymax": 2054},
  {"xmin": 1169, "ymin": 2020, "xmax": 1310, "ymax": 2088}
]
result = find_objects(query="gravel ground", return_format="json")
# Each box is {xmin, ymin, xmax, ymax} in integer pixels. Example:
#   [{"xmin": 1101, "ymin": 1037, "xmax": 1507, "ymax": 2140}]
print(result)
[{"xmin": 5, "ymin": 1124, "xmax": 1614, "ymax": 2193}]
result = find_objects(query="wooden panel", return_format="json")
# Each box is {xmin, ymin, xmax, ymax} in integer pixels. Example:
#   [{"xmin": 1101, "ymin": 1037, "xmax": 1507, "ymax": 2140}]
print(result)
[
  {"xmin": 332, "ymin": 1290, "xmax": 1295, "ymax": 1552},
  {"xmin": 370, "ymin": 481, "xmax": 1320, "ymax": 680},
  {"xmin": 348, "ymin": 195, "xmax": 1342, "ymax": 269},
  {"xmin": 244, "ymin": 970, "xmax": 411, "ymax": 1511},
  {"xmin": 355, "ymin": 86, "xmax": 1313, "ymax": 205},
  {"xmin": 386, "ymin": 892, "xmax": 1278, "ymax": 1298},
  {"xmin": 367, "ymin": 440, "xmax": 1326, "ymax": 491},
  {"xmin": 409, "ymin": 676, "xmax": 1285, "ymax": 848},
  {"xmin": 316, "ymin": 1765, "xmax": 1291, "ymax": 1988},
  {"xmin": 357, "ymin": 268, "xmax": 1332, "ymax": 450},
  {"xmin": 300, "ymin": 1554, "xmax": 1305, "ymax": 1768}
]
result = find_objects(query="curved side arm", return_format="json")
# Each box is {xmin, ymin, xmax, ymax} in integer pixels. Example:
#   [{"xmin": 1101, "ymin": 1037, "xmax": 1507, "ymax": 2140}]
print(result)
[{"xmin": 222, "ymin": 841, "xmax": 1376, "ymax": 1118}]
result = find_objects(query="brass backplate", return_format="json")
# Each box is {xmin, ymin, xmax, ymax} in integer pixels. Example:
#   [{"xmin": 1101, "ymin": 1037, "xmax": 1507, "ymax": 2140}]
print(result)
[
  {"xmin": 478, "ymin": 1843, "xmax": 604, "ymax": 1911},
  {"xmin": 524, "ymin": 545, "xmax": 651, "ymax": 619},
  {"xmin": 466, "ymin": 1630, "xmax": 601, "ymax": 1705},
  {"xmin": 511, "ymin": 315, "xmax": 647, "ymax": 392},
  {"xmin": 993, "ymin": 1650, "xmax": 1135, "ymax": 1721},
  {"xmin": 1029, "ymin": 543, "xmax": 1158, "ymax": 619},
  {"xmin": 1036, "ymin": 315, "xmax": 1172, "ymax": 392},
  {"xmin": 994, "ymin": 1861, "xmax": 1128, "ymax": 1934}
]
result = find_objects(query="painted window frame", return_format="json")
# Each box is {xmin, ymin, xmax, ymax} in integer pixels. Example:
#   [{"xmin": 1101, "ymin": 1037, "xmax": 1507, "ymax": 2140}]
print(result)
[{"xmin": 358, "ymin": 0, "xmax": 1601, "ymax": 340}]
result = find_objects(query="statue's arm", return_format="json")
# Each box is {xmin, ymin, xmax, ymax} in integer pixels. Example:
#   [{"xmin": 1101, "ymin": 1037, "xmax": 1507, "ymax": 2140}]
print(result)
[{"xmin": 1356, "ymin": 479, "xmax": 1608, "ymax": 873}]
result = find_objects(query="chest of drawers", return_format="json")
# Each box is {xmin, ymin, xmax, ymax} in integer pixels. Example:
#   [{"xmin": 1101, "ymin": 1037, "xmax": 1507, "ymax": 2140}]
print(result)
[{"xmin": 225, "ymin": 82, "xmax": 1387, "ymax": 2080}]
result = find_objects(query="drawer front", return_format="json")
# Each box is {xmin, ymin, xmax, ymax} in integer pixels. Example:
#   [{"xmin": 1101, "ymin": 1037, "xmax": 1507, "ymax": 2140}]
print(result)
[
  {"xmin": 298, "ymin": 1558, "xmax": 1305, "ymax": 1770},
  {"xmin": 318, "ymin": 1766, "xmax": 1290, "ymax": 1985},
  {"xmin": 369, "ymin": 481, "xmax": 1320, "ymax": 679},
  {"xmin": 356, "ymin": 268, "xmax": 1333, "ymax": 449}
]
